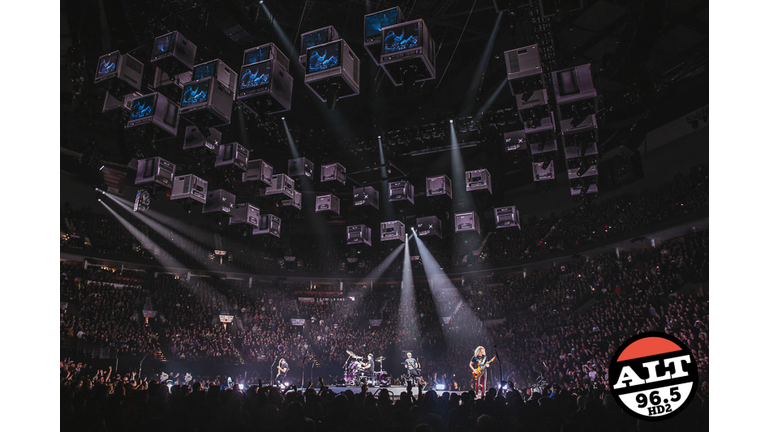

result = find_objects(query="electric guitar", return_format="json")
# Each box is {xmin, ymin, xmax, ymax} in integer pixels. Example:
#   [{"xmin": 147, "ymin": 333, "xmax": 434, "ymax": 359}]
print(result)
[{"xmin": 472, "ymin": 356, "xmax": 496, "ymax": 378}]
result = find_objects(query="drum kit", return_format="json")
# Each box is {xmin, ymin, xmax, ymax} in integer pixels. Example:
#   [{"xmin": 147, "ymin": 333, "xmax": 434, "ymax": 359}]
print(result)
[{"xmin": 343, "ymin": 350, "xmax": 390, "ymax": 387}]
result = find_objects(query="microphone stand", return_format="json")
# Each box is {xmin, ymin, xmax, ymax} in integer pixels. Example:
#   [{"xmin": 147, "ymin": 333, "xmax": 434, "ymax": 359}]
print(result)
[
  {"xmin": 494, "ymin": 345, "xmax": 503, "ymax": 391},
  {"xmin": 270, "ymin": 356, "xmax": 278, "ymax": 386},
  {"xmin": 301, "ymin": 355, "xmax": 307, "ymax": 389}
]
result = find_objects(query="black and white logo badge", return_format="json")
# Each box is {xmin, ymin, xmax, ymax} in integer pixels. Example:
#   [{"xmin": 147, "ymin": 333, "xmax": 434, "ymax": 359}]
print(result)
[{"xmin": 609, "ymin": 332, "xmax": 698, "ymax": 421}]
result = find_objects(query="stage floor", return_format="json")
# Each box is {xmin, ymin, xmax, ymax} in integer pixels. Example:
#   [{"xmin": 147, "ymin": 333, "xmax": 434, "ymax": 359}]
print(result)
[{"xmin": 304, "ymin": 386, "xmax": 462, "ymax": 395}]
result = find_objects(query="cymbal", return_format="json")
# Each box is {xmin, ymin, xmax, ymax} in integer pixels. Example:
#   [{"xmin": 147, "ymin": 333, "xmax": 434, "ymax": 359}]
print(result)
[
  {"xmin": 376, "ymin": 356, "xmax": 386, "ymax": 361},
  {"xmin": 346, "ymin": 349, "xmax": 357, "ymax": 357},
  {"xmin": 352, "ymin": 355, "xmax": 362, "ymax": 359}
]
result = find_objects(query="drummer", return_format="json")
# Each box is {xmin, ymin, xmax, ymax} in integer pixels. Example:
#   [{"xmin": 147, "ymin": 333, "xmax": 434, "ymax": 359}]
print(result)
[{"xmin": 360, "ymin": 353, "xmax": 375, "ymax": 379}]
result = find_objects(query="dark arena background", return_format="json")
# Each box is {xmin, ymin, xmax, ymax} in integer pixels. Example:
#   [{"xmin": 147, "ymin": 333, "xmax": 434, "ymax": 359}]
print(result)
[{"xmin": 59, "ymin": 1, "xmax": 711, "ymax": 431}]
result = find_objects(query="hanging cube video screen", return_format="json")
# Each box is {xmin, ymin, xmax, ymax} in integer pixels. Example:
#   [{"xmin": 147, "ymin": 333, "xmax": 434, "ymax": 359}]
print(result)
[
  {"xmin": 96, "ymin": 52, "xmax": 118, "ymax": 78},
  {"xmin": 383, "ymin": 22, "xmax": 420, "ymax": 54},
  {"xmin": 302, "ymin": 28, "xmax": 330, "ymax": 53},
  {"xmin": 307, "ymin": 42, "xmax": 340, "ymax": 73},
  {"xmin": 239, "ymin": 62, "xmax": 272, "ymax": 90},
  {"xmin": 181, "ymin": 79, "xmax": 211, "ymax": 107},
  {"xmin": 556, "ymin": 69, "xmax": 580, "ymax": 96},
  {"xmin": 244, "ymin": 46, "xmax": 270, "ymax": 65},
  {"xmin": 193, "ymin": 61, "xmax": 216, "ymax": 80},
  {"xmin": 365, "ymin": 8, "xmax": 400, "ymax": 39},
  {"xmin": 152, "ymin": 32, "xmax": 176, "ymax": 58},
  {"xmin": 130, "ymin": 95, "xmax": 156, "ymax": 120}
]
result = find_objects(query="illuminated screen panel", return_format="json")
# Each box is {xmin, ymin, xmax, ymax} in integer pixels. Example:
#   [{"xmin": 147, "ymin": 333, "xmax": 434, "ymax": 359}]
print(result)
[
  {"xmin": 152, "ymin": 33, "xmax": 176, "ymax": 58},
  {"xmin": 239, "ymin": 62, "xmax": 272, "ymax": 90},
  {"xmin": 244, "ymin": 46, "xmax": 271, "ymax": 65},
  {"xmin": 302, "ymin": 28, "xmax": 330, "ymax": 52},
  {"xmin": 130, "ymin": 95, "xmax": 156, "ymax": 120},
  {"xmin": 365, "ymin": 9, "xmax": 400, "ymax": 39},
  {"xmin": 181, "ymin": 80, "xmax": 211, "ymax": 107},
  {"xmin": 307, "ymin": 42, "xmax": 340, "ymax": 73},
  {"xmin": 383, "ymin": 22, "xmax": 420, "ymax": 54},
  {"xmin": 193, "ymin": 61, "xmax": 216, "ymax": 80},
  {"xmin": 96, "ymin": 52, "xmax": 118, "ymax": 77}
]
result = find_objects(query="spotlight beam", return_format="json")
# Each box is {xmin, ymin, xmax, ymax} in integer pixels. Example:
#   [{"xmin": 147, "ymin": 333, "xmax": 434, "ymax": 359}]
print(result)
[
  {"xmin": 98, "ymin": 200, "xmax": 186, "ymax": 272},
  {"xmin": 398, "ymin": 236, "xmax": 419, "ymax": 348},
  {"xmin": 359, "ymin": 242, "xmax": 405, "ymax": 286},
  {"xmin": 413, "ymin": 235, "xmax": 487, "ymax": 347},
  {"xmin": 461, "ymin": 12, "xmax": 503, "ymax": 117},
  {"xmin": 282, "ymin": 118, "xmax": 301, "ymax": 159},
  {"xmin": 103, "ymin": 192, "xmax": 229, "ymax": 273}
]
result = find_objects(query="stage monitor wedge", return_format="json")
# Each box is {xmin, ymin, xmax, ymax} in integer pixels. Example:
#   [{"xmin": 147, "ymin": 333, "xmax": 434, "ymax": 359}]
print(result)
[{"xmin": 380, "ymin": 19, "xmax": 436, "ymax": 86}]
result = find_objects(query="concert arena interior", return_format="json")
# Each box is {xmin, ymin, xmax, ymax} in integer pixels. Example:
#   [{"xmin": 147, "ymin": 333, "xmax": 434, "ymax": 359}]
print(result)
[{"xmin": 52, "ymin": 1, "xmax": 720, "ymax": 431}]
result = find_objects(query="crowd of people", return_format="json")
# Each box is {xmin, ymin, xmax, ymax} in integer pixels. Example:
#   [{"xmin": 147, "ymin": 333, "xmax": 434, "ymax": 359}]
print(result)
[
  {"xmin": 61, "ymin": 228, "xmax": 708, "ymax": 394},
  {"xmin": 61, "ymin": 165, "xmax": 708, "ymax": 276}
]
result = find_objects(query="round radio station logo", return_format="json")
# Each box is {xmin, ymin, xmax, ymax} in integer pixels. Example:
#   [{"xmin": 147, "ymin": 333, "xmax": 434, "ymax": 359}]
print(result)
[{"xmin": 608, "ymin": 332, "xmax": 698, "ymax": 421}]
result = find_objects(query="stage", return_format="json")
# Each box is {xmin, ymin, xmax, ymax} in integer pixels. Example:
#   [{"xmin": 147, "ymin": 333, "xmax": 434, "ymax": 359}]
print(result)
[{"xmin": 299, "ymin": 385, "xmax": 464, "ymax": 395}]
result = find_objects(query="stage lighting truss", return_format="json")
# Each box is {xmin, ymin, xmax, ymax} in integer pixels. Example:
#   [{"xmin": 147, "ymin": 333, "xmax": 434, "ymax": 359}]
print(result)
[
  {"xmin": 347, "ymin": 224, "xmax": 372, "ymax": 246},
  {"xmin": 379, "ymin": 19, "xmax": 436, "ymax": 86},
  {"xmin": 243, "ymin": 159, "xmax": 274, "ymax": 185}
]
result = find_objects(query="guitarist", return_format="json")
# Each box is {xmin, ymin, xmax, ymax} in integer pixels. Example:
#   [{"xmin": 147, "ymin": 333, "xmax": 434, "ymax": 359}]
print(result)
[
  {"xmin": 469, "ymin": 346, "xmax": 494, "ymax": 396},
  {"xmin": 404, "ymin": 352, "xmax": 421, "ymax": 384}
]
